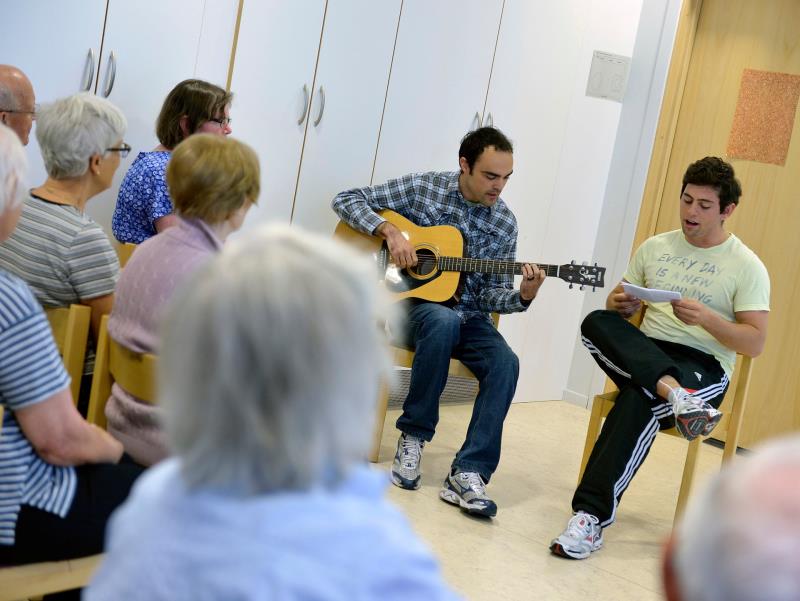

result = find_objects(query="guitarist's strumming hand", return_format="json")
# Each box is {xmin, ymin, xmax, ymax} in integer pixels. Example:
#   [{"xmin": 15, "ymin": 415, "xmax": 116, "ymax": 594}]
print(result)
[
  {"xmin": 376, "ymin": 220, "xmax": 418, "ymax": 269},
  {"xmin": 520, "ymin": 263, "xmax": 546, "ymax": 302}
]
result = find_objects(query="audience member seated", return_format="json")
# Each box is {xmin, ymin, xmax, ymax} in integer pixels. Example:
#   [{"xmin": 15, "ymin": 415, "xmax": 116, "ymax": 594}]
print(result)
[
  {"xmin": 112, "ymin": 79, "xmax": 233, "ymax": 243},
  {"xmin": 105, "ymin": 134, "xmax": 259, "ymax": 466},
  {"xmin": 663, "ymin": 435, "xmax": 800, "ymax": 601},
  {"xmin": 0, "ymin": 124, "xmax": 142, "ymax": 583},
  {"xmin": 86, "ymin": 225, "xmax": 460, "ymax": 600},
  {"xmin": 0, "ymin": 92, "xmax": 128, "ymax": 409}
]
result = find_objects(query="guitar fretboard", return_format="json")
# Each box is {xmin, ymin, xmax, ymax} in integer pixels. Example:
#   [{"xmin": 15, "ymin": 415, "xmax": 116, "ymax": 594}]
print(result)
[{"xmin": 438, "ymin": 256, "xmax": 559, "ymax": 276}]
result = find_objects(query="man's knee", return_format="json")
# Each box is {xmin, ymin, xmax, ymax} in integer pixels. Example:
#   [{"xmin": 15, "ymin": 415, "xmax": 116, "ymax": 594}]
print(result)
[
  {"xmin": 581, "ymin": 309, "xmax": 617, "ymax": 338},
  {"xmin": 414, "ymin": 304, "xmax": 461, "ymax": 341}
]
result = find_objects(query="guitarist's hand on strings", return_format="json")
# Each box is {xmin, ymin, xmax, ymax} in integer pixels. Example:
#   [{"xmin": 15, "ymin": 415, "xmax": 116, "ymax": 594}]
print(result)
[
  {"xmin": 520, "ymin": 263, "xmax": 546, "ymax": 301},
  {"xmin": 377, "ymin": 221, "xmax": 417, "ymax": 269}
]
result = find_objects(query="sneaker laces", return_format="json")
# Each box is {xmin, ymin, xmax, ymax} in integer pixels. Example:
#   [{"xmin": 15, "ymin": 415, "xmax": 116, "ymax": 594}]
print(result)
[
  {"xmin": 400, "ymin": 435, "xmax": 422, "ymax": 469},
  {"xmin": 460, "ymin": 471, "xmax": 487, "ymax": 496},
  {"xmin": 567, "ymin": 512, "xmax": 599, "ymax": 539}
]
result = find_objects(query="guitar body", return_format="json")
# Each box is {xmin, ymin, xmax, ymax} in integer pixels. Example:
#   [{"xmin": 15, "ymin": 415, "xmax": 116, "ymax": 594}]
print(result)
[{"xmin": 333, "ymin": 210, "xmax": 464, "ymax": 302}]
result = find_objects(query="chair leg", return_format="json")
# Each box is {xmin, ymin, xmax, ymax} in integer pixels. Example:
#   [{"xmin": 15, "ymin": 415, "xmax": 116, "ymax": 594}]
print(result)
[
  {"xmin": 578, "ymin": 395, "xmax": 606, "ymax": 484},
  {"xmin": 674, "ymin": 438, "xmax": 701, "ymax": 524},
  {"xmin": 368, "ymin": 381, "xmax": 390, "ymax": 463}
]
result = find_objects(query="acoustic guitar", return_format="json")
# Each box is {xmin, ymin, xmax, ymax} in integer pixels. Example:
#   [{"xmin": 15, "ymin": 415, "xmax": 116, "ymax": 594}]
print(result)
[{"xmin": 334, "ymin": 210, "xmax": 606, "ymax": 302}]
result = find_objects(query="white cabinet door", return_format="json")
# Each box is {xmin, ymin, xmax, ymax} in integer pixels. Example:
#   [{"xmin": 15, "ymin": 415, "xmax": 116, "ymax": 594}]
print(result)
[
  {"xmin": 230, "ymin": 1, "xmax": 327, "ymax": 231},
  {"xmin": 371, "ymin": 0, "xmax": 503, "ymax": 182},
  {"xmin": 291, "ymin": 0, "xmax": 400, "ymax": 236},
  {"xmin": 86, "ymin": 0, "xmax": 237, "ymax": 234},
  {"xmin": 0, "ymin": 0, "xmax": 107, "ymax": 185}
]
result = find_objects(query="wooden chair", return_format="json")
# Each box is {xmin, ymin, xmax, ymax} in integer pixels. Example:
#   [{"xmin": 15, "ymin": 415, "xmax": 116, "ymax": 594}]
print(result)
[
  {"xmin": 115, "ymin": 242, "xmax": 137, "ymax": 268},
  {"xmin": 87, "ymin": 315, "xmax": 157, "ymax": 429},
  {"xmin": 577, "ymin": 310, "xmax": 754, "ymax": 523},
  {"xmin": 369, "ymin": 313, "xmax": 500, "ymax": 462},
  {"xmin": 45, "ymin": 304, "xmax": 91, "ymax": 403},
  {"xmin": 0, "ymin": 407, "xmax": 103, "ymax": 600}
]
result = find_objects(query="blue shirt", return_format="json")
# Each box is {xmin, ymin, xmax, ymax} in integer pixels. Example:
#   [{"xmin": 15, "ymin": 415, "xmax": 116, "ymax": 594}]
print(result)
[
  {"xmin": 0, "ymin": 270, "xmax": 76, "ymax": 545},
  {"xmin": 86, "ymin": 461, "xmax": 461, "ymax": 600},
  {"xmin": 332, "ymin": 171, "xmax": 529, "ymax": 320},
  {"xmin": 112, "ymin": 151, "xmax": 172, "ymax": 243}
]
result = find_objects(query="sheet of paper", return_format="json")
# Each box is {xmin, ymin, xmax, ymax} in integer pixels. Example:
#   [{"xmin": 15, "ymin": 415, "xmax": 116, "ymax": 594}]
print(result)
[{"xmin": 622, "ymin": 283, "xmax": 681, "ymax": 303}]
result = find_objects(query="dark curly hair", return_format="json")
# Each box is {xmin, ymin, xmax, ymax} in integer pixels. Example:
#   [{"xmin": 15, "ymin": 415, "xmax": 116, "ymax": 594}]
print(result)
[
  {"xmin": 458, "ymin": 126, "xmax": 513, "ymax": 172},
  {"xmin": 682, "ymin": 157, "xmax": 742, "ymax": 212}
]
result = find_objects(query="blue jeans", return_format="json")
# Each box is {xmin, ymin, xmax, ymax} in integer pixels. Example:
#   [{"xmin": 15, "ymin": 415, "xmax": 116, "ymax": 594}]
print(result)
[{"xmin": 391, "ymin": 302, "xmax": 519, "ymax": 481}]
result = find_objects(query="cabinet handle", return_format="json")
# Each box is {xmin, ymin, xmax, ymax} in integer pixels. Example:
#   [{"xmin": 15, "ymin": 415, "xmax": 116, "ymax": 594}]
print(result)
[
  {"xmin": 297, "ymin": 84, "xmax": 310, "ymax": 125},
  {"xmin": 102, "ymin": 51, "xmax": 117, "ymax": 97},
  {"xmin": 82, "ymin": 48, "xmax": 95, "ymax": 92},
  {"xmin": 313, "ymin": 86, "xmax": 325, "ymax": 127},
  {"xmin": 486, "ymin": 112, "xmax": 494, "ymax": 127},
  {"xmin": 473, "ymin": 111, "xmax": 482, "ymax": 130}
]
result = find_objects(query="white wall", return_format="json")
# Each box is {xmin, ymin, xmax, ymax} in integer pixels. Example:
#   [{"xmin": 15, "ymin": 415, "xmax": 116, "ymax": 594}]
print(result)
[
  {"xmin": 562, "ymin": 0, "xmax": 684, "ymax": 408},
  {"xmin": 492, "ymin": 0, "xmax": 646, "ymax": 403}
]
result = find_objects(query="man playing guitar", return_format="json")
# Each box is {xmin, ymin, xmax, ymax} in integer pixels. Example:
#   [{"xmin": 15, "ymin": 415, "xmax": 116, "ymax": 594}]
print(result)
[{"xmin": 332, "ymin": 126, "xmax": 544, "ymax": 518}]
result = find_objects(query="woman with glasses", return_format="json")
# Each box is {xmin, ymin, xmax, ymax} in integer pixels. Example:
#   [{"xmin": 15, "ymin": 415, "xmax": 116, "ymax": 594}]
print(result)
[
  {"xmin": 0, "ymin": 123, "xmax": 142, "ymax": 594},
  {"xmin": 105, "ymin": 134, "xmax": 258, "ymax": 466},
  {"xmin": 0, "ymin": 92, "xmax": 127, "ymax": 409},
  {"xmin": 112, "ymin": 79, "xmax": 233, "ymax": 244}
]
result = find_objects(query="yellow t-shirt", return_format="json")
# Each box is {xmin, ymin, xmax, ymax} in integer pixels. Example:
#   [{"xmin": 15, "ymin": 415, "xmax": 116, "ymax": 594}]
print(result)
[{"xmin": 624, "ymin": 230, "xmax": 770, "ymax": 377}]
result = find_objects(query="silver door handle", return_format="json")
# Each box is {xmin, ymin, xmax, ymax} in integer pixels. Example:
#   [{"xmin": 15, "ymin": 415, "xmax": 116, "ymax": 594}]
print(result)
[
  {"xmin": 473, "ymin": 111, "xmax": 482, "ymax": 130},
  {"xmin": 297, "ymin": 84, "xmax": 310, "ymax": 125},
  {"xmin": 82, "ymin": 48, "xmax": 95, "ymax": 91},
  {"xmin": 486, "ymin": 112, "xmax": 494, "ymax": 127},
  {"xmin": 102, "ymin": 51, "xmax": 116, "ymax": 97},
  {"xmin": 313, "ymin": 86, "xmax": 325, "ymax": 126}
]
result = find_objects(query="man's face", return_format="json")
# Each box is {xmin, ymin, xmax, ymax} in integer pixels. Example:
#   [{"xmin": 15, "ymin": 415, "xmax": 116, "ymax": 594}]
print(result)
[
  {"xmin": 458, "ymin": 146, "xmax": 513, "ymax": 207},
  {"xmin": 0, "ymin": 72, "xmax": 36, "ymax": 145},
  {"xmin": 679, "ymin": 183, "xmax": 734, "ymax": 247}
]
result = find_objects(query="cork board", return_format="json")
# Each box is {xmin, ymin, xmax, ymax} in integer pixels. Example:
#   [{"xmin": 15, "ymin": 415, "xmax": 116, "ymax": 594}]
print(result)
[{"xmin": 727, "ymin": 69, "xmax": 800, "ymax": 165}]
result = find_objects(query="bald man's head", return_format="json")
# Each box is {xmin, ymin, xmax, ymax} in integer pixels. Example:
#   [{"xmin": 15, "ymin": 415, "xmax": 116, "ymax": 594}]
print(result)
[{"xmin": 0, "ymin": 65, "xmax": 35, "ymax": 145}]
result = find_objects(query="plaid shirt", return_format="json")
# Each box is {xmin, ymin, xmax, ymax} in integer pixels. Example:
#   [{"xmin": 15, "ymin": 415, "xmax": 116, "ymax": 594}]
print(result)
[{"xmin": 333, "ymin": 171, "xmax": 529, "ymax": 320}]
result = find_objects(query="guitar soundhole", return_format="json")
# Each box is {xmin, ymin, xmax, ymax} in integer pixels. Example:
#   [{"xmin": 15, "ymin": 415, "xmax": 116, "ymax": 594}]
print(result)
[{"xmin": 410, "ymin": 248, "xmax": 437, "ymax": 277}]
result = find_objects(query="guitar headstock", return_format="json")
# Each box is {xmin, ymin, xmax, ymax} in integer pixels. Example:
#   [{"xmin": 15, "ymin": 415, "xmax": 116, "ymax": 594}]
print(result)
[{"xmin": 558, "ymin": 262, "xmax": 606, "ymax": 290}]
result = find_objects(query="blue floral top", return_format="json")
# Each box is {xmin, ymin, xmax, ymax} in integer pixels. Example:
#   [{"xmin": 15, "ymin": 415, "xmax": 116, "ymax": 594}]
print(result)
[{"xmin": 112, "ymin": 151, "xmax": 172, "ymax": 243}]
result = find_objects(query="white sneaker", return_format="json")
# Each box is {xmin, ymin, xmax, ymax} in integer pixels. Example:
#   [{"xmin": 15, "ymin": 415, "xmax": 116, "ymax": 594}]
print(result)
[
  {"xmin": 668, "ymin": 388, "xmax": 722, "ymax": 440},
  {"xmin": 390, "ymin": 433, "xmax": 424, "ymax": 490},
  {"xmin": 550, "ymin": 512, "xmax": 603, "ymax": 559}
]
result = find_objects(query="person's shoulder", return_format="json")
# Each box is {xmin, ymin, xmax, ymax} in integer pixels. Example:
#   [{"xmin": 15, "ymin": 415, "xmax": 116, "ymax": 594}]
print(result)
[
  {"xmin": 728, "ymin": 234, "xmax": 769, "ymax": 274},
  {"xmin": 124, "ymin": 151, "xmax": 170, "ymax": 180},
  {"xmin": 0, "ymin": 270, "xmax": 41, "ymax": 327}
]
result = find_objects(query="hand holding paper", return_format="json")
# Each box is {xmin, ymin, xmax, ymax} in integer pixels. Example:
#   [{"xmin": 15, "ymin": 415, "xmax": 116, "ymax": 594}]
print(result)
[{"xmin": 622, "ymin": 282, "xmax": 682, "ymax": 303}]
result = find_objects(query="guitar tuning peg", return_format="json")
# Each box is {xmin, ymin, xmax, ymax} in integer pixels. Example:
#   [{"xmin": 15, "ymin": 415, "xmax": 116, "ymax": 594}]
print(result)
[
  {"xmin": 592, "ymin": 286, "xmax": 596, "ymax": 292},
  {"xmin": 580, "ymin": 285, "xmax": 584, "ymax": 291},
  {"xmin": 582, "ymin": 261, "xmax": 588, "ymax": 266},
  {"xmin": 569, "ymin": 283, "xmax": 573, "ymax": 289},
  {"xmin": 570, "ymin": 260, "xmax": 575, "ymax": 265}
]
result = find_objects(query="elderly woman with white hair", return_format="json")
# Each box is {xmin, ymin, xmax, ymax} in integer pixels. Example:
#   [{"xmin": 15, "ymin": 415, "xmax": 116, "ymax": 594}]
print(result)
[
  {"xmin": 0, "ymin": 92, "xmax": 127, "ymax": 408},
  {"xmin": 0, "ymin": 124, "xmax": 142, "ymax": 578},
  {"xmin": 86, "ymin": 226, "xmax": 460, "ymax": 600}
]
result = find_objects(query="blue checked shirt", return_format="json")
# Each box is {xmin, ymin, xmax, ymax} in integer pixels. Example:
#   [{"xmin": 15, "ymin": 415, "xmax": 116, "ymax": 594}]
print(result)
[{"xmin": 333, "ymin": 171, "xmax": 530, "ymax": 321}]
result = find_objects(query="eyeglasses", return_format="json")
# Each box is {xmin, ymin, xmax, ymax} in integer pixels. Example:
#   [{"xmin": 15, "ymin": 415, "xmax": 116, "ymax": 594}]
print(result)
[
  {"xmin": 106, "ymin": 142, "xmax": 132, "ymax": 158},
  {"xmin": 209, "ymin": 117, "xmax": 232, "ymax": 127},
  {"xmin": 0, "ymin": 103, "xmax": 39, "ymax": 119}
]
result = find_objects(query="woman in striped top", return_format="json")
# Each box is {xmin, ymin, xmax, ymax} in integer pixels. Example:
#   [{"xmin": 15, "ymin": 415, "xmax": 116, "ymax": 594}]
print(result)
[
  {"xmin": 0, "ymin": 124, "xmax": 142, "ymax": 574},
  {"xmin": 0, "ymin": 93, "xmax": 128, "ymax": 410}
]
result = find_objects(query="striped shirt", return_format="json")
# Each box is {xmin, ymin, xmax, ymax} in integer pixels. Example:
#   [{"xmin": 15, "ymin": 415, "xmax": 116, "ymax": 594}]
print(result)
[
  {"xmin": 0, "ymin": 270, "xmax": 76, "ymax": 546},
  {"xmin": 0, "ymin": 193, "xmax": 120, "ymax": 373},
  {"xmin": 333, "ymin": 171, "xmax": 528, "ymax": 320}
]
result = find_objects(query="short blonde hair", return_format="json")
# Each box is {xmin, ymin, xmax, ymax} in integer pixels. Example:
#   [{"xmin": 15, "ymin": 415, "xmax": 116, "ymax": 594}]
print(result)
[{"xmin": 166, "ymin": 134, "xmax": 259, "ymax": 224}]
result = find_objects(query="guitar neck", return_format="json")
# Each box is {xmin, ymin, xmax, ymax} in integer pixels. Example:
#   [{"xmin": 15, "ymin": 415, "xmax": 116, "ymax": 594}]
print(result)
[{"xmin": 439, "ymin": 256, "xmax": 559, "ymax": 277}]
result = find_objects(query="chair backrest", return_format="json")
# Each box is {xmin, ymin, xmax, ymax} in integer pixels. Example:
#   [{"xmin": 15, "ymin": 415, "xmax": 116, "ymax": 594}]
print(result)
[
  {"xmin": 116, "ymin": 242, "xmax": 137, "ymax": 268},
  {"xmin": 45, "ymin": 304, "xmax": 91, "ymax": 403},
  {"xmin": 87, "ymin": 314, "xmax": 157, "ymax": 429}
]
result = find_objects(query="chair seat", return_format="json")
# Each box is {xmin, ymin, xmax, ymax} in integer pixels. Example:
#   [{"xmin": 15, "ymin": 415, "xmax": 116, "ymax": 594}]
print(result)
[{"xmin": 0, "ymin": 554, "xmax": 103, "ymax": 601}]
